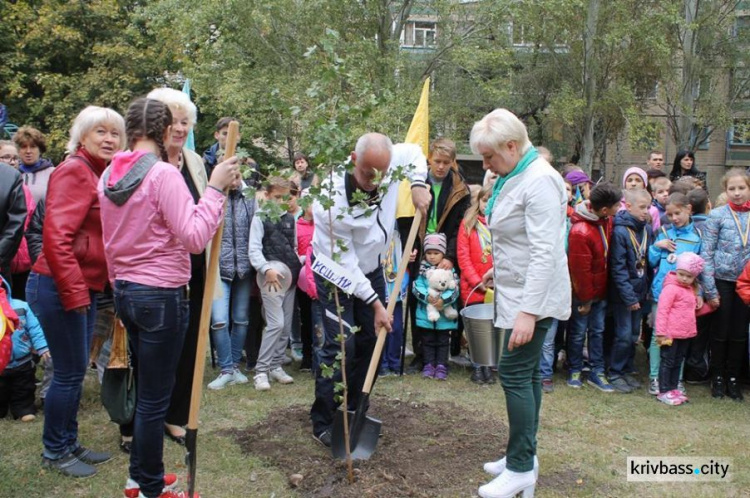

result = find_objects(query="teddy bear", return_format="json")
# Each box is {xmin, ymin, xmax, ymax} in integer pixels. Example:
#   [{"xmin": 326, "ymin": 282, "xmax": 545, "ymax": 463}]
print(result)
[{"xmin": 425, "ymin": 268, "xmax": 459, "ymax": 322}]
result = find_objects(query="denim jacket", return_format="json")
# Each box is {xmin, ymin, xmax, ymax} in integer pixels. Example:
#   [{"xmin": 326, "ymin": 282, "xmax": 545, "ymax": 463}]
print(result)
[{"xmin": 700, "ymin": 205, "xmax": 750, "ymax": 299}]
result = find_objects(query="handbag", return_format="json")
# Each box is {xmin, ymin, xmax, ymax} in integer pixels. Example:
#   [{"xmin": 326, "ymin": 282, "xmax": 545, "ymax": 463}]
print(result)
[{"xmin": 101, "ymin": 317, "xmax": 136, "ymax": 425}]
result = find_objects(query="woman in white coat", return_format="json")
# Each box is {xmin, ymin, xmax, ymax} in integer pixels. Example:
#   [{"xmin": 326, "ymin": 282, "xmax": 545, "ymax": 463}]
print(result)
[{"xmin": 475, "ymin": 109, "xmax": 571, "ymax": 498}]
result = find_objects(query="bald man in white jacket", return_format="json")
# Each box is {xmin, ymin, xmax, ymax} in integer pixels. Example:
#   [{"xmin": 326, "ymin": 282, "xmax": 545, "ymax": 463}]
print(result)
[{"xmin": 309, "ymin": 133, "xmax": 430, "ymax": 447}]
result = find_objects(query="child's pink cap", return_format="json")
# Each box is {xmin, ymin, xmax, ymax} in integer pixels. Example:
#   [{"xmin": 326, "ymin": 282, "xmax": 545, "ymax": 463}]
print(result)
[
  {"xmin": 676, "ymin": 252, "xmax": 704, "ymax": 277},
  {"xmin": 622, "ymin": 167, "xmax": 648, "ymax": 188}
]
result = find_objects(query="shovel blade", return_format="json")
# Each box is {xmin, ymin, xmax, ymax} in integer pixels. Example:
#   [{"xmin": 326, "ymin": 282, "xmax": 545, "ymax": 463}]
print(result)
[
  {"xmin": 185, "ymin": 428, "xmax": 198, "ymax": 496},
  {"xmin": 331, "ymin": 408, "xmax": 382, "ymax": 461}
]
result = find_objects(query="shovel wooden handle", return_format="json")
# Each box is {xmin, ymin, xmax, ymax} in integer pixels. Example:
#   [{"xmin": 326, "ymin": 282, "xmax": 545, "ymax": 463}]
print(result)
[
  {"xmin": 361, "ymin": 209, "xmax": 422, "ymax": 395},
  {"xmin": 187, "ymin": 121, "xmax": 240, "ymax": 429}
]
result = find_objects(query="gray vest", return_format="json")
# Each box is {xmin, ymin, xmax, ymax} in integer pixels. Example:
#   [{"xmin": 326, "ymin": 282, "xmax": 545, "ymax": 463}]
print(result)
[{"xmin": 219, "ymin": 191, "xmax": 255, "ymax": 281}]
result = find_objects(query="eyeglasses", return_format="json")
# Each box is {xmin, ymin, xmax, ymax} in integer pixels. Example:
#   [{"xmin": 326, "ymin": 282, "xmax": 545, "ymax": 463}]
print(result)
[{"xmin": 0, "ymin": 155, "xmax": 19, "ymax": 164}]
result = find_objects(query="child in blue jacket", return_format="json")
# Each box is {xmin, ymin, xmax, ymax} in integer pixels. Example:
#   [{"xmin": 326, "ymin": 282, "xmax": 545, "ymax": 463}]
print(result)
[
  {"xmin": 412, "ymin": 233, "xmax": 459, "ymax": 381},
  {"xmin": 0, "ymin": 277, "xmax": 48, "ymax": 421},
  {"xmin": 646, "ymin": 193, "xmax": 702, "ymax": 394}
]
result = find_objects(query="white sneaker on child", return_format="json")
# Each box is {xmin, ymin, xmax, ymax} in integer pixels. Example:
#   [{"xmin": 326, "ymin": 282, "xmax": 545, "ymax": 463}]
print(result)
[
  {"xmin": 232, "ymin": 367, "xmax": 249, "ymax": 384},
  {"xmin": 269, "ymin": 367, "xmax": 294, "ymax": 384},
  {"xmin": 484, "ymin": 455, "xmax": 539, "ymax": 479},
  {"xmin": 254, "ymin": 373, "xmax": 271, "ymax": 391},
  {"xmin": 208, "ymin": 372, "xmax": 235, "ymax": 390}
]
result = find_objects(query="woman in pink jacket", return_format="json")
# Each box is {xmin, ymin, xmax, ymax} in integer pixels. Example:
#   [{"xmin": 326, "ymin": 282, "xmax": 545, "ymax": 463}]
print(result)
[
  {"xmin": 654, "ymin": 252, "xmax": 704, "ymax": 406},
  {"xmin": 98, "ymin": 97, "xmax": 239, "ymax": 498}
]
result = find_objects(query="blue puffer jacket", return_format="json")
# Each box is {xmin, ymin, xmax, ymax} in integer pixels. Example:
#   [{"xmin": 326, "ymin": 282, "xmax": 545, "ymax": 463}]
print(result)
[
  {"xmin": 412, "ymin": 266, "xmax": 459, "ymax": 330},
  {"xmin": 700, "ymin": 205, "xmax": 750, "ymax": 299},
  {"xmin": 1, "ymin": 278, "xmax": 48, "ymax": 371},
  {"xmin": 219, "ymin": 189, "xmax": 256, "ymax": 281},
  {"xmin": 648, "ymin": 222, "xmax": 702, "ymax": 301},
  {"xmin": 608, "ymin": 211, "xmax": 653, "ymax": 306}
]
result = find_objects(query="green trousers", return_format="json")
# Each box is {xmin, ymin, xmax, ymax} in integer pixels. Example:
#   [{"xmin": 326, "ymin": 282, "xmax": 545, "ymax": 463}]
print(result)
[{"xmin": 498, "ymin": 317, "xmax": 553, "ymax": 473}]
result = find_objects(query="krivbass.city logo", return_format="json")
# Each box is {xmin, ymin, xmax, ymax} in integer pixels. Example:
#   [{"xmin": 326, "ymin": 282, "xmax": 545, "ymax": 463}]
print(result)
[{"xmin": 627, "ymin": 457, "xmax": 732, "ymax": 482}]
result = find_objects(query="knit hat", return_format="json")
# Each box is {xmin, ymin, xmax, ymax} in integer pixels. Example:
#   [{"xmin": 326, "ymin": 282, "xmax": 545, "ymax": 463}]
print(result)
[
  {"xmin": 676, "ymin": 252, "xmax": 704, "ymax": 277},
  {"xmin": 423, "ymin": 233, "xmax": 447, "ymax": 255},
  {"xmin": 622, "ymin": 166, "xmax": 648, "ymax": 189},
  {"xmin": 565, "ymin": 170, "xmax": 593, "ymax": 187}
]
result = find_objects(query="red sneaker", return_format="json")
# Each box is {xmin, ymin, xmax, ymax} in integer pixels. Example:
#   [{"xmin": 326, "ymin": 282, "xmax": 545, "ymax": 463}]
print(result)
[
  {"xmin": 154, "ymin": 491, "xmax": 200, "ymax": 498},
  {"xmin": 124, "ymin": 474, "xmax": 179, "ymax": 497}
]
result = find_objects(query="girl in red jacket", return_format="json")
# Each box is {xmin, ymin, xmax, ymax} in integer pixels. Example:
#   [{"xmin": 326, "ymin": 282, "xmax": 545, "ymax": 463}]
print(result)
[
  {"xmin": 457, "ymin": 184, "xmax": 493, "ymax": 383},
  {"xmin": 655, "ymin": 252, "xmax": 704, "ymax": 406}
]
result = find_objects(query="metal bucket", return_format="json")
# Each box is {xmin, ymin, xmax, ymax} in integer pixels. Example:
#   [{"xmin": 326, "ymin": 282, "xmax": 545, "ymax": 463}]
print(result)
[{"xmin": 461, "ymin": 303, "xmax": 503, "ymax": 367}]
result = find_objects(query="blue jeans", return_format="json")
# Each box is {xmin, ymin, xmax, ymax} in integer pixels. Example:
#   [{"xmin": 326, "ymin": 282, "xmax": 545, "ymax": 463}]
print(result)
[
  {"xmin": 210, "ymin": 276, "xmax": 252, "ymax": 372},
  {"xmin": 114, "ymin": 281, "xmax": 189, "ymax": 498},
  {"xmin": 539, "ymin": 319, "xmax": 559, "ymax": 379},
  {"xmin": 609, "ymin": 303, "xmax": 643, "ymax": 378},
  {"xmin": 27, "ymin": 273, "xmax": 96, "ymax": 460},
  {"xmin": 568, "ymin": 300, "xmax": 607, "ymax": 375}
]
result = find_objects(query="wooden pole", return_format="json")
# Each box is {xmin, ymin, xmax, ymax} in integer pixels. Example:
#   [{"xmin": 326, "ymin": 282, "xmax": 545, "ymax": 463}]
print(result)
[{"xmin": 186, "ymin": 121, "xmax": 240, "ymax": 496}]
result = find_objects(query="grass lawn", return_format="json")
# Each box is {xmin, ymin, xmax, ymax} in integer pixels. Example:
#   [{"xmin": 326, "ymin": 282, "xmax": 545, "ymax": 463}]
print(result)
[{"xmin": 1, "ymin": 351, "xmax": 748, "ymax": 497}]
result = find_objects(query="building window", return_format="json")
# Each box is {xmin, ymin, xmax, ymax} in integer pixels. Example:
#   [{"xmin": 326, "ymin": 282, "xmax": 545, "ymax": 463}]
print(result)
[
  {"xmin": 413, "ymin": 22, "xmax": 437, "ymax": 47},
  {"xmin": 730, "ymin": 119, "xmax": 750, "ymax": 145}
]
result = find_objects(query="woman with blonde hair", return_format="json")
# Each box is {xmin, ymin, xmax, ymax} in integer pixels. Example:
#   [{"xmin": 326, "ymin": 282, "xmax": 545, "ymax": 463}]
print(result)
[
  {"xmin": 474, "ymin": 109, "xmax": 571, "ymax": 498},
  {"xmin": 27, "ymin": 106, "xmax": 125, "ymax": 477},
  {"xmin": 146, "ymin": 87, "xmax": 212, "ymax": 444}
]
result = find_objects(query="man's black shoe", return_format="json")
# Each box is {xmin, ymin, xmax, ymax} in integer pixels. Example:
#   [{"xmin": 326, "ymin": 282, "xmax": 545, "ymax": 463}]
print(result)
[
  {"xmin": 313, "ymin": 429, "xmax": 332, "ymax": 448},
  {"xmin": 726, "ymin": 377, "xmax": 744, "ymax": 401}
]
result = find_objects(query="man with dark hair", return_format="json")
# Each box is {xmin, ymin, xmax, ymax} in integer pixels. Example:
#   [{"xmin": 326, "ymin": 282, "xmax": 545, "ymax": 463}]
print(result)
[
  {"xmin": 203, "ymin": 116, "xmax": 240, "ymax": 175},
  {"xmin": 563, "ymin": 182, "xmax": 622, "ymax": 393},
  {"xmin": 0, "ymin": 162, "xmax": 27, "ymax": 282},
  {"xmin": 647, "ymin": 151, "xmax": 665, "ymax": 171}
]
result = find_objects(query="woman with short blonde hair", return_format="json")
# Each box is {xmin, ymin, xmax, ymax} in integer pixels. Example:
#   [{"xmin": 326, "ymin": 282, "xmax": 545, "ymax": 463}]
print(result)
[{"xmin": 473, "ymin": 109, "xmax": 570, "ymax": 498}]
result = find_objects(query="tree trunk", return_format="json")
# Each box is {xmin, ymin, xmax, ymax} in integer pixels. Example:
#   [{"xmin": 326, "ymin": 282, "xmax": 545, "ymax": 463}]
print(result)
[
  {"xmin": 676, "ymin": 0, "xmax": 699, "ymax": 151},
  {"xmin": 580, "ymin": 0, "xmax": 600, "ymax": 174}
]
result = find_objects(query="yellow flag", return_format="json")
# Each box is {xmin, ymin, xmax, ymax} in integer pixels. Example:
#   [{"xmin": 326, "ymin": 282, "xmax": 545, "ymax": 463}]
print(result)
[{"xmin": 396, "ymin": 78, "xmax": 430, "ymax": 219}]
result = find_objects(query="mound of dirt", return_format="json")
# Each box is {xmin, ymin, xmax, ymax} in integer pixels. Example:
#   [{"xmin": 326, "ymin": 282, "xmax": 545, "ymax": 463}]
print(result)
[{"xmin": 231, "ymin": 396, "xmax": 508, "ymax": 497}]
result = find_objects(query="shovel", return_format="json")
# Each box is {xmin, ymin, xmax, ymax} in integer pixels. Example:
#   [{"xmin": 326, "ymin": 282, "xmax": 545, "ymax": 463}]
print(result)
[
  {"xmin": 331, "ymin": 209, "xmax": 422, "ymax": 460},
  {"xmin": 186, "ymin": 121, "xmax": 239, "ymax": 496}
]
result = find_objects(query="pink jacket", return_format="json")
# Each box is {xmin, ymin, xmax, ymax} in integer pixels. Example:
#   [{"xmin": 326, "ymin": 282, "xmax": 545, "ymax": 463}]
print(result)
[
  {"xmin": 98, "ymin": 150, "xmax": 225, "ymax": 288},
  {"xmin": 655, "ymin": 272, "xmax": 698, "ymax": 340},
  {"xmin": 297, "ymin": 217, "xmax": 314, "ymax": 257}
]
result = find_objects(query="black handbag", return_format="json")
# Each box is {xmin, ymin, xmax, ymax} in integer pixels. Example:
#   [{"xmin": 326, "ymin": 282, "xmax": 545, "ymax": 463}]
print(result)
[{"xmin": 101, "ymin": 318, "xmax": 136, "ymax": 425}]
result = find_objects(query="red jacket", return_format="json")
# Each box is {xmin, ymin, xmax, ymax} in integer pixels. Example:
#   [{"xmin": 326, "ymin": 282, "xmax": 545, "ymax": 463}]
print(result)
[
  {"xmin": 10, "ymin": 185, "xmax": 35, "ymax": 274},
  {"xmin": 655, "ymin": 272, "xmax": 698, "ymax": 339},
  {"xmin": 297, "ymin": 216, "xmax": 314, "ymax": 257},
  {"xmin": 457, "ymin": 216, "xmax": 493, "ymax": 306},
  {"xmin": 568, "ymin": 202, "xmax": 613, "ymax": 303},
  {"xmin": 737, "ymin": 260, "xmax": 750, "ymax": 305},
  {"xmin": 32, "ymin": 149, "xmax": 108, "ymax": 311}
]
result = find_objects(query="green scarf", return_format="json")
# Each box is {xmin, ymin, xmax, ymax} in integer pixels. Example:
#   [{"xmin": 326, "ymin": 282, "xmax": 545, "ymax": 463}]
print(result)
[{"xmin": 485, "ymin": 147, "xmax": 538, "ymax": 221}]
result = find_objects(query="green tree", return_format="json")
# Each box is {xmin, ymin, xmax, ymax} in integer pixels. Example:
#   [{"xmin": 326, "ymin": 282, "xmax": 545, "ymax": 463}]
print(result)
[{"xmin": 0, "ymin": 0, "xmax": 176, "ymax": 159}]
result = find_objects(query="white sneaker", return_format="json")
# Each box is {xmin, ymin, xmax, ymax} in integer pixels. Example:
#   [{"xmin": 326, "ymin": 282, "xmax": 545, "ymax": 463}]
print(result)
[
  {"xmin": 269, "ymin": 367, "xmax": 294, "ymax": 384},
  {"xmin": 254, "ymin": 372, "xmax": 271, "ymax": 391},
  {"xmin": 484, "ymin": 455, "xmax": 539, "ymax": 479},
  {"xmin": 232, "ymin": 367, "xmax": 249, "ymax": 384},
  {"xmin": 291, "ymin": 347, "xmax": 303, "ymax": 362},
  {"xmin": 208, "ymin": 371, "xmax": 235, "ymax": 390},
  {"xmin": 649, "ymin": 378, "xmax": 659, "ymax": 395},
  {"xmin": 478, "ymin": 469, "xmax": 536, "ymax": 498}
]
